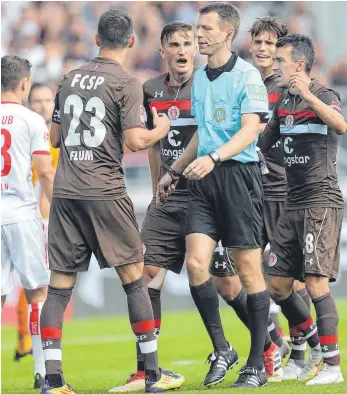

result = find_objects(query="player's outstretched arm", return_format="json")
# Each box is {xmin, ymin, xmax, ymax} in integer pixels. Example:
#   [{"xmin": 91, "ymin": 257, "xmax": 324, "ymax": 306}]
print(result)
[
  {"xmin": 124, "ymin": 108, "xmax": 171, "ymax": 151},
  {"xmin": 155, "ymin": 131, "xmax": 198, "ymax": 203},
  {"xmin": 32, "ymin": 154, "xmax": 55, "ymax": 203},
  {"xmin": 170, "ymin": 130, "xmax": 199, "ymax": 174}
]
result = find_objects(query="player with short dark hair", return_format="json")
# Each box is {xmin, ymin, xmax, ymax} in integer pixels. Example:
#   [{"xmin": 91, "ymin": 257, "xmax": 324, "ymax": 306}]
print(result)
[
  {"xmin": 1, "ymin": 55, "xmax": 32, "ymax": 91},
  {"xmin": 157, "ymin": 2, "xmax": 272, "ymax": 388},
  {"xmin": 259, "ymin": 33, "xmax": 347, "ymax": 386},
  {"xmin": 39, "ymin": 9, "xmax": 184, "ymax": 394},
  {"xmin": 109, "ymin": 21, "xmax": 200, "ymax": 393},
  {"xmin": 1, "ymin": 55, "xmax": 55, "ymax": 390}
]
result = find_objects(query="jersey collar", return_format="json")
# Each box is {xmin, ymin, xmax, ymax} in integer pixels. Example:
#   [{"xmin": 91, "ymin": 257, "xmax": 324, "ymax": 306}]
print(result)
[
  {"xmin": 205, "ymin": 52, "xmax": 238, "ymax": 73},
  {"xmin": 93, "ymin": 57, "xmax": 121, "ymax": 66},
  {"xmin": 165, "ymin": 69, "xmax": 195, "ymax": 88}
]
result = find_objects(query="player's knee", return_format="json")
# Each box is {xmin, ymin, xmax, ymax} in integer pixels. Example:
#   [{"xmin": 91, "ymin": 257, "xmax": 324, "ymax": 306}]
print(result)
[
  {"xmin": 305, "ymin": 275, "xmax": 329, "ymax": 299},
  {"xmin": 236, "ymin": 259, "xmax": 260, "ymax": 284},
  {"xmin": 214, "ymin": 275, "xmax": 242, "ymax": 302},
  {"xmin": 186, "ymin": 256, "xmax": 206, "ymax": 279},
  {"xmin": 50, "ymin": 270, "xmax": 77, "ymax": 289},
  {"xmin": 117, "ymin": 263, "xmax": 144, "ymax": 285},
  {"xmin": 143, "ymin": 265, "xmax": 157, "ymax": 284},
  {"xmin": 24, "ymin": 286, "xmax": 47, "ymax": 304},
  {"xmin": 47, "ymin": 285, "xmax": 73, "ymax": 308},
  {"xmin": 146, "ymin": 267, "xmax": 167, "ymax": 290},
  {"xmin": 268, "ymin": 276, "xmax": 291, "ymax": 303},
  {"xmin": 293, "ymin": 280, "xmax": 306, "ymax": 292}
]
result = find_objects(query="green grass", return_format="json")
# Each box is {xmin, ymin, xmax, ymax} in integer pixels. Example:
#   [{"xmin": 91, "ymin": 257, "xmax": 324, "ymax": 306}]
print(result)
[{"xmin": 2, "ymin": 300, "xmax": 347, "ymax": 394}]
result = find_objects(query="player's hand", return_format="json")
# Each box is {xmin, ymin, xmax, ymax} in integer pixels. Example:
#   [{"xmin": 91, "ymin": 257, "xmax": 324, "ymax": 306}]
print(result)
[
  {"xmin": 183, "ymin": 155, "xmax": 215, "ymax": 180},
  {"xmin": 156, "ymin": 172, "xmax": 179, "ymax": 204},
  {"xmin": 152, "ymin": 107, "xmax": 171, "ymax": 132},
  {"xmin": 289, "ymin": 73, "xmax": 312, "ymax": 101}
]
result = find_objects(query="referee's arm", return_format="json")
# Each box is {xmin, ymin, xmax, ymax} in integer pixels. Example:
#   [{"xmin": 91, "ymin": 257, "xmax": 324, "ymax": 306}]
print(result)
[{"xmin": 215, "ymin": 113, "xmax": 260, "ymax": 161}]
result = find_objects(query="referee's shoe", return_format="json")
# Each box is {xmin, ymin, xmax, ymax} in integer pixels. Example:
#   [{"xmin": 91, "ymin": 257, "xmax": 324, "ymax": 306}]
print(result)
[
  {"xmin": 231, "ymin": 366, "xmax": 268, "ymax": 388},
  {"xmin": 204, "ymin": 344, "xmax": 239, "ymax": 387}
]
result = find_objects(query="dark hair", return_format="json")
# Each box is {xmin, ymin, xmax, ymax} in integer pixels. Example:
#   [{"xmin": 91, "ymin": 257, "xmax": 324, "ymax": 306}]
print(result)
[
  {"xmin": 97, "ymin": 9, "xmax": 133, "ymax": 49},
  {"xmin": 276, "ymin": 34, "xmax": 315, "ymax": 74},
  {"xmin": 199, "ymin": 2, "xmax": 240, "ymax": 40},
  {"xmin": 160, "ymin": 22, "xmax": 193, "ymax": 46},
  {"xmin": 1, "ymin": 55, "xmax": 32, "ymax": 92},
  {"xmin": 28, "ymin": 82, "xmax": 55, "ymax": 102},
  {"xmin": 249, "ymin": 16, "xmax": 288, "ymax": 40}
]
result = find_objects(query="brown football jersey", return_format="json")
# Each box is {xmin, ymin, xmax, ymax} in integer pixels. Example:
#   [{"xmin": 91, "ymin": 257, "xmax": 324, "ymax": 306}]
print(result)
[
  {"xmin": 259, "ymin": 79, "xmax": 345, "ymax": 209},
  {"xmin": 52, "ymin": 57, "xmax": 146, "ymax": 199},
  {"xmin": 143, "ymin": 72, "xmax": 196, "ymax": 201},
  {"xmin": 261, "ymin": 73, "xmax": 287, "ymax": 201}
]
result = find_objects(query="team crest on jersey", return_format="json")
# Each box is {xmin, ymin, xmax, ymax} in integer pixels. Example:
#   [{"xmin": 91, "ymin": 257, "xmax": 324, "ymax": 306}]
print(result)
[
  {"xmin": 168, "ymin": 106, "xmax": 180, "ymax": 120},
  {"xmin": 285, "ymin": 114, "xmax": 294, "ymax": 129},
  {"xmin": 214, "ymin": 108, "xmax": 226, "ymax": 124},
  {"xmin": 269, "ymin": 252, "xmax": 277, "ymax": 267},
  {"xmin": 140, "ymin": 105, "xmax": 147, "ymax": 124}
]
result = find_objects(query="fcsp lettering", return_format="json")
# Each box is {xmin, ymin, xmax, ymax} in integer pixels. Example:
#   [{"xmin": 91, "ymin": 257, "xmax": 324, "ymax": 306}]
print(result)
[{"xmin": 70, "ymin": 74, "xmax": 105, "ymax": 90}]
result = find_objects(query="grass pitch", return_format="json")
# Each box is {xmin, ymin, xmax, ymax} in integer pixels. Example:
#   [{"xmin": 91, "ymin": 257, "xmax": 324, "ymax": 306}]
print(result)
[{"xmin": 2, "ymin": 300, "xmax": 347, "ymax": 393}]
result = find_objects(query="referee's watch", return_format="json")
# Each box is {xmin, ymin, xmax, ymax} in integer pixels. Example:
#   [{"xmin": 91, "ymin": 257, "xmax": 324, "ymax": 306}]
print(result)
[{"xmin": 208, "ymin": 151, "xmax": 221, "ymax": 166}]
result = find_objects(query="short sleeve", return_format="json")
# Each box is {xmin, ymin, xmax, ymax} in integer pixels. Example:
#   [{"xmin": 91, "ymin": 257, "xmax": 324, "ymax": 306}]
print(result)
[
  {"xmin": 52, "ymin": 93, "xmax": 61, "ymax": 125},
  {"xmin": 241, "ymin": 70, "xmax": 269, "ymax": 120},
  {"xmin": 143, "ymin": 83, "xmax": 153, "ymax": 129},
  {"xmin": 317, "ymin": 88, "xmax": 343, "ymax": 114},
  {"xmin": 120, "ymin": 78, "xmax": 146, "ymax": 131},
  {"xmin": 191, "ymin": 82, "xmax": 196, "ymax": 117},
  {"xmin": 31, "ymin": 115, "xmax": 50, "ymax": 155},
  {"xmin": 52, "ymin": 76, "xmax": 66, "ymax": 125}
]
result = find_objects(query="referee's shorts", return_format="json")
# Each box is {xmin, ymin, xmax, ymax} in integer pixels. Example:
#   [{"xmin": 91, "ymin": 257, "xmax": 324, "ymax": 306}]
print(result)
[{"xmin": 186, "ymin": 160, "xmax": 264, "ymax": 249}]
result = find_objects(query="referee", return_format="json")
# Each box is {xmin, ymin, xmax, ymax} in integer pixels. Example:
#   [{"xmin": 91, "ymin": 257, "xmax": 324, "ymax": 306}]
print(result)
[{"xmin": 157, "ymin": 2, "xmax": 270, "ymax": 388}]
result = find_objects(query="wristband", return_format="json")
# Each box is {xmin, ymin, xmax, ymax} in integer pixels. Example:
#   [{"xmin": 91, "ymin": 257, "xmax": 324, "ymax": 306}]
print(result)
[
  {"xmin": 208, "ymin": 151, "xmax": 221, "ymax": 166},
  {"xmin": 167, "ymin": 166, "xmax": 181, "ymax": 180}
]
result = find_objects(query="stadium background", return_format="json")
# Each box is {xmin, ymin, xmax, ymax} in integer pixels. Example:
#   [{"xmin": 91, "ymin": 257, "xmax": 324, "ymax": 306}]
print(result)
[{"xmin": 1, "ymin": 0, "xmax": 347, "ymax": 324}]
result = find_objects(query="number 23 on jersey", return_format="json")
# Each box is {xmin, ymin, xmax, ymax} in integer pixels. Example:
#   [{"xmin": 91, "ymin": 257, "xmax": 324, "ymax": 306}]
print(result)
[{"xmin": 64, "ymin": 94, "xmax": 106, "ymax": 148}]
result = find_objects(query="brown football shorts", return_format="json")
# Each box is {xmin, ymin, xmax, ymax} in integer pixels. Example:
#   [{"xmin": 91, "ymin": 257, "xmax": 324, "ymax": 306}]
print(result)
[
  {"xmin": 269, "ymin": 207, "xmax": 343, "ymax": 282},
  {"xmin": 48, "ymin": 197, "xmax": 143, "ymax": 272}
]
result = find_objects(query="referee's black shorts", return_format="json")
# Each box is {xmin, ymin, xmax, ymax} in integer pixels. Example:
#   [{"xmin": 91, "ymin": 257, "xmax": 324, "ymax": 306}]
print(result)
[{"xmin": 186, "ymin": 160, "xmax": 264, "ymax": 248}]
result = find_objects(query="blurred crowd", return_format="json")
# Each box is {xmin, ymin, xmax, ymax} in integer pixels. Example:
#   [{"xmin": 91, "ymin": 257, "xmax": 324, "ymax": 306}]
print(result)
[{"xmin": 2, "ymin": 1, "xmax": 347, "ymax": 90}]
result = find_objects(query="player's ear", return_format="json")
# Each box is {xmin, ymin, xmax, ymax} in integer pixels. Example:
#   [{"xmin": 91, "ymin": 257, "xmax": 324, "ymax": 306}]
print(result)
[
  {"xmin": 129, "ymin": 35, "xmax": 135, "ymax": 48},
  {"xmin": 297, "ymin": 59, "xmax": 306, "ymax": 73},
  {"xmin": 159, "ymin": 47, "xmax": 165, "ymax": 60},
  {"xmin": 20, "ymin": 77, "xmax": 27, "ymax": 93},
  {"xmin": 95, "ymin": 34, "xmax": 101, "ymax": 48},
  {"xmin": 227, "ymin": 27, "xmax": 234, "ymax": 41}
]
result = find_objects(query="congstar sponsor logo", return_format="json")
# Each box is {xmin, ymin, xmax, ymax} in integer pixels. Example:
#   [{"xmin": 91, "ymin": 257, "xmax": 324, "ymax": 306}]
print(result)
[
  {"xmin": 283, "ymin": 137, "xmax": 309, "ymax": 167},
  {"xmin": 161, "ymin": 147, "xmax": 185, "ymax": 159}
]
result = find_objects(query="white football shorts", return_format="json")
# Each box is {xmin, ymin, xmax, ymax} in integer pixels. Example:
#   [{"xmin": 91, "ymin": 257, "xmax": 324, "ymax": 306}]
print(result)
[{"xmin": 1, "ymin": 218, "xmax": 49, "ymax": 296}]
